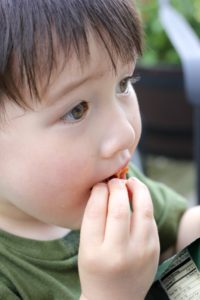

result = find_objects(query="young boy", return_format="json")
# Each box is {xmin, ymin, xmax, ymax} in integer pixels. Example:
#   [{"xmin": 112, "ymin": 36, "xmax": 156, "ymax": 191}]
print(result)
[{"xmin": 0, "ymin": 1, "xmax": 199, "ymax": 299}]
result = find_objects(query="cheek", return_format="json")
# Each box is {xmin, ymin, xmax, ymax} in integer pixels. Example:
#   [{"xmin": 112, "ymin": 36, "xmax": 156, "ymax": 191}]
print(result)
[
  {"xmin": 135, "ymin": 110, "xmax": 142, "ymax": 142},
  {"xmin": 20, "ymin": 150, "xmax": 90, "ymax": 199},
  {"xmin": 2, "ymin": 145, "xmax": 91, "ymax": 219},
  {"xmin": 129, "ymin": 91, "xmax": 142, "ymax": 142}
]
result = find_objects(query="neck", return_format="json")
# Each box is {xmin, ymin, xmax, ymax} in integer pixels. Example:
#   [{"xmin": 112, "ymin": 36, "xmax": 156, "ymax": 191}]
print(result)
[{"xmin": 0, "ymin": 202, "xmax": 70, "ymax": 240}]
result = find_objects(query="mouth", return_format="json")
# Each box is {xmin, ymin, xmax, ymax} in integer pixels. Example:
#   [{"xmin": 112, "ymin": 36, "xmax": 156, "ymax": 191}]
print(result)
[{"xmin": 104, "ymin": 165, "xmax": 129, "ymax": 183}]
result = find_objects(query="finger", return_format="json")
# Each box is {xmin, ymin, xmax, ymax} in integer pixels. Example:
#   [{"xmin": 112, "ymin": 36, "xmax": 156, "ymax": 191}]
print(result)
[
  {"xmin": 104, "ymin": 179, "xmax": 131, "ymax": 245},
  {"xmin": 80, "ymin": 183, "xmax": 108, "ymax": 247},
  {"xmin": 126, "ymin": 177, "xmax": 155, "ymax": 241}
]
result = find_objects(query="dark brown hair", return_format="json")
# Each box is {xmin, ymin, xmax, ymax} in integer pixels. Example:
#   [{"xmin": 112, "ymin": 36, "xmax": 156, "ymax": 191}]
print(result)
[{"xmin": 0, "ymin": 0, "xmax": 142, "ymax": 108}]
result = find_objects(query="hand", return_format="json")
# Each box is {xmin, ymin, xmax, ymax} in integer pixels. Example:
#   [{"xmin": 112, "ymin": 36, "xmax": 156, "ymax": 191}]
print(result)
[{"xmin": 78, "ymin": 177, "xmax": 160, "ymax": 300}]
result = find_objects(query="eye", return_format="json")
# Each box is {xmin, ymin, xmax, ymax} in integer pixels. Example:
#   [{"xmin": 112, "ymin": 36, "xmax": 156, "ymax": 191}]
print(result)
[
  {"xmin": 61, "ymin": 101, "xmax": 89, "ymax": 122},
  {"xmin": 116, "ymin": 74, "xmax": 140, "ymax": 95}
]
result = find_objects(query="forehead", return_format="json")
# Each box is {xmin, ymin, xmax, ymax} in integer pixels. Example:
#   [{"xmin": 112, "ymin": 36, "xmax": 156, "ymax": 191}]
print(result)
[
  {"xmin": 50, "ymin": 33, "xmax": 113, "ymax": 82},
  {"xmin": 41, "ymin": 32, "xmax": 135, "ymax": 104}
]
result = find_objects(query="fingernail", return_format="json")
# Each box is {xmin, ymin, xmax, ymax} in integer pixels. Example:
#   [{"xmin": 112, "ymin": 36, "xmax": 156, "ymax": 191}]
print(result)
[
  {"xmin": 109, "ymin": 178, "xmax": 125, "ymax": 188},
  {"xmin": 128, "ymin": 177, "xmax": 138, "ymax": 183}
]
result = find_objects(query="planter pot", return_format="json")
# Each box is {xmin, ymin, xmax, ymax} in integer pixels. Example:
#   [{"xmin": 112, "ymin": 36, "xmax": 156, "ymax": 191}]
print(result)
[{"xmin": 135, "ymin": 64, "xmax": 193, "ymax": 159}]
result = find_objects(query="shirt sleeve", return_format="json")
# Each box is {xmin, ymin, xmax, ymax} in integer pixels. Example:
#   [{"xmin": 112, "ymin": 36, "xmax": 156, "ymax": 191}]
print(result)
[{"xmin": 127, "ymin": 162, "xmax": 188, "ymax": 253}]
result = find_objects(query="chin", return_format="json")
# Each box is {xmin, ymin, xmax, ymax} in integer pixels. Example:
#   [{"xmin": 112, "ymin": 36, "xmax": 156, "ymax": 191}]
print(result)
[{"xmin": 60, "ymin": 216, "xmax": 83, "ymax": 231}]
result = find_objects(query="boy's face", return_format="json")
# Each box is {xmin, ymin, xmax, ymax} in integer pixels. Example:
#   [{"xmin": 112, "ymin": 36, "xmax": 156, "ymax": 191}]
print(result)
[{"xmin": 0, "ymin": 34, "xmax": 141, "ymax": 231}]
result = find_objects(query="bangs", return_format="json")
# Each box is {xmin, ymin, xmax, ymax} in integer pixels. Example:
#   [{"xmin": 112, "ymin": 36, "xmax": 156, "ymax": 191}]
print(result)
[{"xmin": 0, "ymin": 0, "xmax": 142, "ymax": 107}]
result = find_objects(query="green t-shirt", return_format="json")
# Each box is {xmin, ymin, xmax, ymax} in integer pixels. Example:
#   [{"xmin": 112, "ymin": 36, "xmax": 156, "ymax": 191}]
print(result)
[
  {"xmin": 0, "ymin": 230, "xmax": 80, "ymax": 300},
  {"xmin": 0, "ymin": 163, "xmax": 187, "ymax": 299}
]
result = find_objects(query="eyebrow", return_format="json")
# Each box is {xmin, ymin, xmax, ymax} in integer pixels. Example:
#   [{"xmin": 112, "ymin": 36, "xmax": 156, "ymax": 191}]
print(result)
[{"xmin": 46, "ymin": 67, "xmax": 111, "ymax": 106}]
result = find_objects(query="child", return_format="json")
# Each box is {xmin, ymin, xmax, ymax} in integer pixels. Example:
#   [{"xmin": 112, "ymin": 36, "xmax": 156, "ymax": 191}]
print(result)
[{"xmin": 0, "ymin": 1, "xmax": 198, "ymax": 299}]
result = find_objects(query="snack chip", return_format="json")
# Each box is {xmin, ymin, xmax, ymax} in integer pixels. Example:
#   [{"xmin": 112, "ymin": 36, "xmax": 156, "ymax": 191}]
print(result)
[{"xmin": 115, "ymin": 166, "xmax": 129, "ymax": 180}]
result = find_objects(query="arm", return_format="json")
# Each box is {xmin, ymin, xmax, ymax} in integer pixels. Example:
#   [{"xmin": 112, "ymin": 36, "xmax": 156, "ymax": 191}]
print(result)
[
  {"xmin": 78, "ymin": 177, "xmax": 160, "ymax": 300},
  {"xmin": 176, "ymin": 205, "xmax": 200, "ymax": 251}
]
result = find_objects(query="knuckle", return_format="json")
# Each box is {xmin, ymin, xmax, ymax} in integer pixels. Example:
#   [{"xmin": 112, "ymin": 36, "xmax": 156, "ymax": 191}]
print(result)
[
  {"xmin": 140, "ymin": 182, "xmax": 152, "ymax": 199},
  {"xmin": 79, "ymin": 250, "xmax": 99, "ymax": 270},
  {"xmin": 85, "ymin": 206, "xmax": 100, "ymax": 219},
  {"xmin": 135, "ymin": 234, "xmax": 160, "ymax": 265},
  {"xmin": 106, "ymin": 251, "xmax": 129, "ymax": 273},
  {"xmin": 134, "ymin": 246, "xmax": 158, "ymax": 268},
  {"xmin": 143, "ymin": 205, "xmax": 154, "ymax": 219},
  {"xmin": 141, "ymin": 196, "xmax": 154, "ymax": 220},
  {"xmin": 147, "ymin": 247, "xmax": 160, "ymax": 269},
  {"xmin": 134, "ymin": 248, "xmax": 147, "ymax": 264},
  {"xmin": 109, "ymin": 204, "xmax": 129, "ymax": 219},
  {"xmin": 150, "ymin": 240, "xmax": 160, "ymax": 259},
  {"xmin": 133, "ymin": 178, "xmax": 149, "ymax": 193},
  {"xmin": 148, "ymin": 241, "xmax": 160, "ymax": 260}
]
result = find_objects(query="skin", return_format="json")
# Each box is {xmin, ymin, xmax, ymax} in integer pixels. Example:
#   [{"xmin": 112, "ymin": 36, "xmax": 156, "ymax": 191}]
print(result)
[
  {"xmin": 0, "ymin": 34, "xmax": 142, "ymax": 238},
  {"xmin": 0, "ymin": 33, "xmax": 160, "ymax": 299},
  {"xmin": 177, "ymin": 206, "xmax": 200, "ymax": 251},
  {"xmin": 79, "ymin": 177, "xmax": 160, "ymax": 300}
]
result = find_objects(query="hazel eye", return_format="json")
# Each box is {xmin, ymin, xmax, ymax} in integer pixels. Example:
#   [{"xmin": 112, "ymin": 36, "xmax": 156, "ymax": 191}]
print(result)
[
  {"xmin": 62, "ymin": 101, "xmax": 89, "ymax": 122},
  {"xmin": 116, "ymin": 75, "xmax": 140, "ymax": 95},
  {"xmin": 118, "ymin": 78, "xmax": 130, "ymax": 94}
]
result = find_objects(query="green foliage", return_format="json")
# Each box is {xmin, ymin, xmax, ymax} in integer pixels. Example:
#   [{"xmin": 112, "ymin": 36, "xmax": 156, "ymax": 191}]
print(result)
[{"xmin": 136, "ymin": 0, "xmax": 200, "ymax": 65}]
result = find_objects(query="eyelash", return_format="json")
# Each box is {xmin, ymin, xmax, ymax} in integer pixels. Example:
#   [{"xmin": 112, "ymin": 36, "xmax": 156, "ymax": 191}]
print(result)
[
  {"xmin": 61, "ymin": 101, "xmax": 89, "ymax": 123},
  {"xmin": 117, "ymin": 74, "xmax": 140, "ymax": 95},
  {"xmin": 60, "ymin": 74, "xmax": 141, "ymax": 123},
  {"xmin": 128, "ymin": 74, "xmax": 140, "ymax": 86}
]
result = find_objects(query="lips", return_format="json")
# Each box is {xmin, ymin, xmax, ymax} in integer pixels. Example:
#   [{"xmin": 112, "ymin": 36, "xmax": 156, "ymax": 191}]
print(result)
[{"xmin": 104, "ymin": 165, "xmax": 129, "ymax": 182}]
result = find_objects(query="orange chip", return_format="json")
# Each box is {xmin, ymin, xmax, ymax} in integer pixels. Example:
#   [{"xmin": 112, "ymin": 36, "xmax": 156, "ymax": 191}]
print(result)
[{"xmin": 115, "ymin": 166, "xmax": 129, "ymax": 179}]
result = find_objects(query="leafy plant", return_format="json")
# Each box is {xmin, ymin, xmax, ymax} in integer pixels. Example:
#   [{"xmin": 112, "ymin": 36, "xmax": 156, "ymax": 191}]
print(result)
[{"xmin": 136, "ymin": 0, "xmax": 200, "ymax": 65}]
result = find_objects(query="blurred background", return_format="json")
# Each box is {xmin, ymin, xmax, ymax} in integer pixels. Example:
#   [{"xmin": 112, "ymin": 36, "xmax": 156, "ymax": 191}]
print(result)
[{"xmin": 133, "ymin": 0, "xmax": 200, "ymax": 206}]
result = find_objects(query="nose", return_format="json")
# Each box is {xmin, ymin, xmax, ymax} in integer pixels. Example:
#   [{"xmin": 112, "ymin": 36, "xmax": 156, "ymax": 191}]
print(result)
[{"xmin": 100, "ymin": 109, "xmax": 136, "ymax": 159}]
